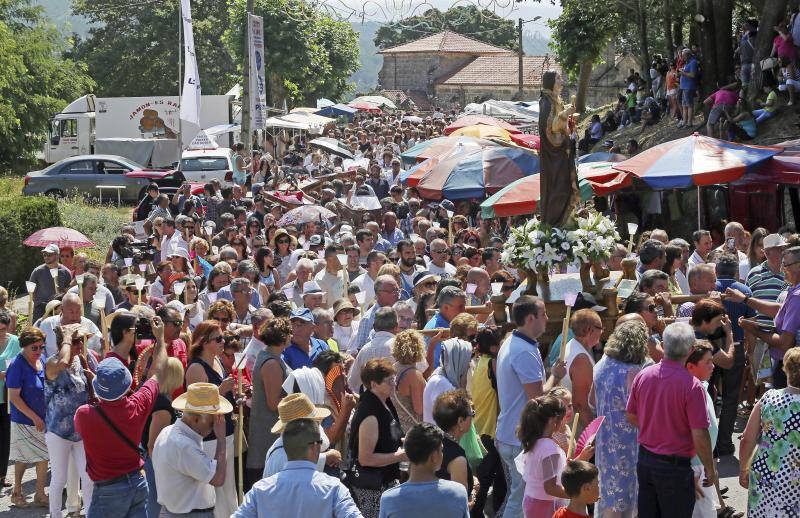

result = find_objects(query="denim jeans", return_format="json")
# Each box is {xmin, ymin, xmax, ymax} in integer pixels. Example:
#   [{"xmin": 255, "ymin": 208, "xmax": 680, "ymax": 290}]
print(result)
[
  {"xmin": 88, "ymin": 470, "xmax": 148, "ymax": 518},
  {"xmin": 637, "ymin": 448, "xmax": 695, "ymax": 518},
  {"xmin": 717, "ymin": 343, "xmax": 745, "ymax": 451},
  {"xmin": 752, "ymin": 108, "xmax": 775, "ymax": 124},
  {"xmin": 496, "ymin": 440, "xmax": 524, "ymax": 518},
  {"xmin": 143, "ymin": 453, "xmax": 161, "ymax": 518}
]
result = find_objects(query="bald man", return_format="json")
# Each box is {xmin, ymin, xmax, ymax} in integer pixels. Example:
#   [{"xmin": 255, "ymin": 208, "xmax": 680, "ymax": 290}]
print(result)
[{"xmin": 37, "ymin": 293, "xmax": 103, "ymax": 358}]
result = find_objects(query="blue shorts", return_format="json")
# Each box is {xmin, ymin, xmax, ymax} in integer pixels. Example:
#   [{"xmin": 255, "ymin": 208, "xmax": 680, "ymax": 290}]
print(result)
[{"xmin": 681, "ymin": 89, "xmax": 697, "ymax": 106}]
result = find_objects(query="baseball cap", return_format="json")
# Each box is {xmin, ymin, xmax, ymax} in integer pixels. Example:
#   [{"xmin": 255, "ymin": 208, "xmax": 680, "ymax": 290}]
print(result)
[
  {"xmin": 43, "ymin": 243, "xmax": 60, "ymax": 255},
  {"xmin": 290, "ymin": 308, "xmax": 315, "ymax": 324}
]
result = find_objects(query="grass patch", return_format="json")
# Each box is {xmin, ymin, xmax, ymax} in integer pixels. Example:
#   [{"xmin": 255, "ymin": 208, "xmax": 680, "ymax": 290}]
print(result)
[{"xmin": 1, "ymin": 173, "xmax": 131, "ymax": 263}]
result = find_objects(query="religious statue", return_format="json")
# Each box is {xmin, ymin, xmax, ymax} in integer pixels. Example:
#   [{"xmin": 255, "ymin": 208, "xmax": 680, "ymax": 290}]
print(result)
[{"xmin": 538, "ymin": 70, "xmax": 580, "ymax": 228}]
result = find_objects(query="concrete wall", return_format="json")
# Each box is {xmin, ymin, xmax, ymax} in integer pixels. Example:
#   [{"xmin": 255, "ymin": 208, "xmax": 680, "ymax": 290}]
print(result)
[{"xmin": 378, "ymin": 54, "xmax": 477, "ymax": 92}]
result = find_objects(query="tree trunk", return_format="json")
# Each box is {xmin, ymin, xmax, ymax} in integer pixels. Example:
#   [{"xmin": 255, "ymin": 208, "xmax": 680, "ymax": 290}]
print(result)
[
  {"xmin": 663, "ymin": 0, "xmax": 674, "ymax": 59},
  {"xmin": 575, "ymin": 59, "xmax": 594, "ymax": 113},
  {"xmin": 674, "ymin": 17, "xmax": 684, "ymax": 50},
  {"xmin": 637, "ymin": 0, "xmax": 652, "ymax": 89},
  {"xmin": 712, "ymin": 0, "xmax": 735, "ymax": 84},
  {"xmin": 748, "ymin": 0, "xmax": 789, "ymax": 100},
  {"xmin": 697, "ymin": 0, "xmax": 717, "ymax": 96}
]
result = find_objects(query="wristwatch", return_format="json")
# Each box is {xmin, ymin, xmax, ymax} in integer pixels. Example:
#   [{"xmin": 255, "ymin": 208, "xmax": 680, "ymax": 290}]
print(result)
[{"xmin": 743, "ymin": 295, "xmax": 751, "ymax": 305}]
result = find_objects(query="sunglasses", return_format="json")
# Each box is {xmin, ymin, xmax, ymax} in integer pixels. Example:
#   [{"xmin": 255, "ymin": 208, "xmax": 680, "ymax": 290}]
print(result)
[
  {"xmin": 27, "ymin": 345, "xmax": 45, "ymax": 352},
  {"xmin": 502, "ymin": 284, "xmax": 516, "ymax": 292},
  {"xmin": 207, "ymin": 335, "xmax": 224, "ymax": 343},
  {"xmin": 308, "ymin": 439, "xmax": 324, "ymax": 446},
  {"xmin": 277, "ymin": 239, "xmax": 290, "ymax": 244},
  {"xmin": 166, "ymin": 320, "xmax": 184, "ymax": 326},
  {"xmin": 431, "ymin": 249, "xmax": 449, "ymax": 255},
  {"xmin": 213, "ymin": 316, "xmax": 231, "ymax": 323},
  {"xmin": 646, "ymin": 304, "xmax": 657, "ymax": 313}
]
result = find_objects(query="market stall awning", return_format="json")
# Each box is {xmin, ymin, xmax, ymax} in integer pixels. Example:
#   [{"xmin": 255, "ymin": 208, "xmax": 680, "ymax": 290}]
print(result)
[
  {"xmin": 612, "ymin": 133, "xmax": 782, "ymax": 189},
  {"xmin": 351, "ymin": 95, "xmax": 397, "ymax": 109},
  {"xmin": 415, "ymin": 146, "xmax": 539, "ymax": 200},
  {"xmin": 400, "ymin": 136, "xmax": 498, "ymax": 166},
  {"xmin": 510, "ymin": 133, "xmax": 540, "ymax": 151},
  {"xmin": 315, "ymin": 104, "xmax": 358, "ymax": 120},
  {"xmin": 578, "ymin": 151, "xmax": 627, "ymax": 164},
  {"xmin": 735, "ymin": 155, "xmax": 800, "ymax": 185},
  {"xmin": 450, "ymin": 124, "xmax": 513, "ymax": 140}
]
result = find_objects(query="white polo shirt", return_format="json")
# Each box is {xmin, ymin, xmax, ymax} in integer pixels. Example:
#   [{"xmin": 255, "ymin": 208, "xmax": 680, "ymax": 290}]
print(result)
[{"xmin": 152, "ymin": 419, "xmax": 217, "ymax": 513}]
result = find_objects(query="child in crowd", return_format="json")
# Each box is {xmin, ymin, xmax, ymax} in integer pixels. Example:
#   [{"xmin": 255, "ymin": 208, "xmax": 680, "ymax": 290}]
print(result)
[
  {"xmin": 546, "ymin": 387, "xmax": 574, "ymax": 454},
  {"xmin": 552, "ymin": 460, "xmax": 600, "ymax": 518},
  {"xmin": 752, "ymin": 79, "xmax": 778, "ymax": 124},
  {"xmin": 517, "ymin": 395, "xmax": 595, "ymax": 518},
  {"xmin": 724, "ymin": 99, "xmax": 757, "ymax": 142}
]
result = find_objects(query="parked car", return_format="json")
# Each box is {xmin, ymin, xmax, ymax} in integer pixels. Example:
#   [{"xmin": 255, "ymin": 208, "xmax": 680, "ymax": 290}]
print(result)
[
  {"xmin": 22, "ymin": 155, "xmax": 162, "ymax": 202},
  {"xmin": 178, "ymin": 148, "xmax": 236, "ymax": 184}
]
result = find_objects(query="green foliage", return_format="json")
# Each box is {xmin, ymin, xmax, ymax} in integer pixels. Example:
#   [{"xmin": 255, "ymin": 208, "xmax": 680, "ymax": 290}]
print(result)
[
  {"xmin": 72, "ymin": 0, "xmax": 236, "ymax": 97},
  {"xmin": 0, "ymin": 0, "xmax": 95, "ymax": 166},
  {"xmin": 0, "ymin": 195, "xmax": 62, "ymax": 290},
  {"xmin": 226, "ymin": 0, "xmax": 360, "ymax": 105},
  {"xmin": 548, "ymin": 0, "xmax": 619, "ymax": 79},
  {"xmin": 373, "ymin": 5, "xmax": 517, "ymax": 51},
  {"xmin": 57, "ymin": 194, "xmax": 130, "ymax": 263}
]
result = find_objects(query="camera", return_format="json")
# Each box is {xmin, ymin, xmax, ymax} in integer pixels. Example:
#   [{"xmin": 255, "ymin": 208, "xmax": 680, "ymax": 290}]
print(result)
[{"xmin": 135, "ymin": 317, "xmax": 155, "ymax": 340}]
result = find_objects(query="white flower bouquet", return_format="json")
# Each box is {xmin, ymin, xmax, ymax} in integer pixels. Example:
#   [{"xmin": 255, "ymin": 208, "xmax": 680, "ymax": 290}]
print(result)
[
  {"xmin": 502, "ymin": 217, "xmax": 578, "ymax": 272},
  {"xmin": 572, "ymin": 209, "xmax": 621, "ymax": 263}
]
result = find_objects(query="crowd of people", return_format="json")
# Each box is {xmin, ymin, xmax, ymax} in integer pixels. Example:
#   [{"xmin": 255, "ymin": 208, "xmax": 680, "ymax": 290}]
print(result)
[{"xmin": 0, "ymin": 83, "xmax": 799, "ymax": 518}]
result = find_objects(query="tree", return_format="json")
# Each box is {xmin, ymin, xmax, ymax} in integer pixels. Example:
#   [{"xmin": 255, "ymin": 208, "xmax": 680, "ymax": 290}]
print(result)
[
  {"xmin": 0, "ymin": 0, "xmax": 94, "ymax": 166},
  {"xmin": 72, "ymin": 0, "xmax": 236, "ymax": 97},
  {"xmin": 549, "ymin": 0, "xmax": 619, "ymax": 112},
  {"xmin": 374, "ymin": 5, "xmax": 517, "ymax": 51},
  {"xmin": 226, "ymin": 0, "xmax": 360, "ymax": 106},
  {"xmin": 747, "ymin": 0, "xmax": 789, "ymax": 100}
]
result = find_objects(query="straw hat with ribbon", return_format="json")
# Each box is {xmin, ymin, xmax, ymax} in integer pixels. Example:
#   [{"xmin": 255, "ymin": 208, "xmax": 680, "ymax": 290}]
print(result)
[
  {"xmin": 270, "ymin": 393, "xmax": 331, "ymax": 433},
  {"xmin": 173, "ymin": 382, "xmax": 233, "ymax": 415}
]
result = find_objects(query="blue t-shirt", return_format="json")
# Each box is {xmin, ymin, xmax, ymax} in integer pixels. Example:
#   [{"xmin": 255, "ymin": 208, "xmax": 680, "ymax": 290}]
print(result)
[
  {"xmin": 281, "ymin": 338, "xmax": 329, "ymax": 369},
  {"xmin": 424, "ymin": 312, "xmax": 450, "ymax": 369},
  {"xmin": 45, "ymin": 364, "xmax": 88, "ymax": 442},
  {"xmin": 6, "ymin": 354, "xmax": 46, "ymax": 425},
  {"xmin": 716, "ymin": 278, "xmax": 756, "ymax": 342},
  {"xmin": 378, "ymin": 479, "xmax": 469, "ymax": 518},
  {"xmin": 680, "ymin": 58, "xmax": 699, "ymax": 90},
  {"xmin": 495, "ymin": 331, "xmax": 545, "ymax": 446}
]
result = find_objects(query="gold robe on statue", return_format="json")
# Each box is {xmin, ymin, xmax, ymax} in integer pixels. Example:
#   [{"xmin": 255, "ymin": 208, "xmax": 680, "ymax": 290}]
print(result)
[{"xmin": 538, "ymin": 89, "xmax": 580, "ymax": 227}]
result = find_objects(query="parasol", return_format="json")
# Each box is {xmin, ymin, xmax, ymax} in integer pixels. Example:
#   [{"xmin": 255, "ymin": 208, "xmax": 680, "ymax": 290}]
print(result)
[
  {"xmin": 24, "ymin": 227, "xmax": 95, "ymax": 248},
  {"xmin": 450, "ymin": 125, "xmax": 512, "ymax": 140},
  {"xmin": 510, "ymin": 133, "xmax": 541, "ymax": 151},
  {"xmin": 348, "ymin": 101, "xmax": 382, "ymax": 113},
  {"xmin": 578, "ymin": 162, "xmax": 633, "ymax": 196},
  {"xmin": 415, "ymin": 146, "xmax": 539, "ymax": 201},
  {"xmin": 578, "ymin": 151, "xmax": 627, "ymax": 164},
  {"xmin": 612, "ymin": 133, "xmax": 781, "ymax": 189},
  {"xmin": 277, "ymin": 205, "xmax": 336, "ymax": 227},
  {"xmin": 444, "ymin": 115, "xmax": 521, "ymax": 135},
  {"xmin": 400, "ymin": 136, "xmax": 498, "ymax": 166},
  {"xmin": 351, "ymin": 95, "xmax": 397, "ymax": 110},
  {"xmin": 479, "ymin": 173, "xmax": 594, "ymax": 219},
  {"xmin": 309, "ymin": 137, "xmax": 354, "ymax": 159}
]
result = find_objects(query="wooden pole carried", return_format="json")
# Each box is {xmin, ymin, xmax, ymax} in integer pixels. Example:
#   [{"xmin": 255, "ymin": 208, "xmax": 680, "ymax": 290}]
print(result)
[
  {"xmin": 567, "ymin": 412, "xmax": 580, "ymax": 459},
  {"xmin": 25, "ymin": 282, "xmax": 36, "ymax": 327},
  {"xmin": 559, "ymin": 292, "xmax": 579, "ymax": 363}
]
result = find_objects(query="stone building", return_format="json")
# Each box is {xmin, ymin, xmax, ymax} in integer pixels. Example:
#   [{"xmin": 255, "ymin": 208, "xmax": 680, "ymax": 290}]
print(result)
[
  {"xmin": 436, "ymin": 55, "xmax": 560, "ymax": 105},
  {"xmin": 585, "ymin": 45, "xmax": 640, "ymax": 108},
  {"xmin": 378, "ymin": 31, "xmax": 514, "ymax": 99},
  {"xmin": 377, "ymin": 31, "xmax": 561, "ymax": 109}
]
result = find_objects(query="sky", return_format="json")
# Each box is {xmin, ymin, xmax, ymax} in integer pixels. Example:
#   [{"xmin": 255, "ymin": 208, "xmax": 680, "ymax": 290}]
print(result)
[{"xmin": 320, "ymin": 0, "xmax": 562, "ymax": 36}]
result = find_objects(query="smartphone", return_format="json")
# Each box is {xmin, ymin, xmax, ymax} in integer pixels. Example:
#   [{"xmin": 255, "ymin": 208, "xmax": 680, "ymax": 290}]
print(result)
[{"xmin": 726, "ymin": 237, "xmax": 736, "ymax": 251}]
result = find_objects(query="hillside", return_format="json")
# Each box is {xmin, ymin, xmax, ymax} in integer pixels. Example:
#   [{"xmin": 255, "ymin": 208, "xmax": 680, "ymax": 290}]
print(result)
[
  {"xmin": 591, "ymin": 104, "xmax": 800, "ymax": 153},
  {"xmin": 33, "ymin": 0, "xmax": 92, "ymax": 36}
]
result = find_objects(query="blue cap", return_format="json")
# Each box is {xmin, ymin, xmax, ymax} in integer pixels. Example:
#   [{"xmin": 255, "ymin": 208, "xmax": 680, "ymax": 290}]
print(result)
[
  {"xmin": 92, "ymin": 357, "xmax": 133, "ymax": 401},
  {"xmin": 290, "ymin": 307, "xmax": 315, "ymax": 324}
]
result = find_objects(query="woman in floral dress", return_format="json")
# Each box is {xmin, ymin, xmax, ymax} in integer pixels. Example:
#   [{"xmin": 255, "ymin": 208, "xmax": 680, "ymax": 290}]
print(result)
[
  {"xmin": 740, "ymin": 347, "xmax": 800, "ymax": 517},
  {"xmin": 590, "ymin": 320, "xmax": 650, "ymax": 518}
]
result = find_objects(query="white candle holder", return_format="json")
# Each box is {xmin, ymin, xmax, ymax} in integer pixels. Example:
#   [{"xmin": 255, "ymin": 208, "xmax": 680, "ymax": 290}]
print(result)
[
  {"xmin": 49, "ymin": 268, "xmax": 59, "ymax": 279},
  {"xmin": 134, "ymin": 278, "xmax": 146, "ymax": 292},
  {"xmin": 76, "ymin": 273, "xmax": 85, "ymax": 285},
  {"xmin": 124, "ymin": 257, "xmax": 133, "ymax": 267},
  {"xmin": 173, "ymin": 282, "xmax": 186, "ymax": 296},
  {"xmin": 627, "ymin": 222, "xmax": 639, "ymax": 236},
  {"xmin": 25, "ymin": 281, "xmax": 36, "ymax": 294}
]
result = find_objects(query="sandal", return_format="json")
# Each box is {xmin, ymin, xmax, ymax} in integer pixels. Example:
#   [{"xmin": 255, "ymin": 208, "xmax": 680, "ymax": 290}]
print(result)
[
  {"xmin": 717, "ymin": 505, "xmax": 743, "ymax": 518},
  {"xmin": 11, "ymin": 493, "xmax": 28, "ymax": 508},
  {"xmin": 33, "ymin": 493, "xmax": 49, "ymax": 507}
]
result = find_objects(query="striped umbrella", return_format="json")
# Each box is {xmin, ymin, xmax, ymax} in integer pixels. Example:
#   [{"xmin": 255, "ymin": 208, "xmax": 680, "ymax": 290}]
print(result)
[
  {"xmin": 480, "ymin": 163, "xmax": 630, "ymax": 218},
  {"xmin": 415, "ymin": 146, "xmax": 539, "ymax": 201},
  {"xmin": 444, "ymin": 115, "xmax": 521, "ymax": 135},
  {"xmin": 400, "ymin": 136, "xmax": 497, "ymax": 166},
  {"xmin": 450, "ymin": 125, "xmax": 512, "ymax": 140},
  {"xmin": 613, "ymin": 133, "xmax": 781, "ymax": 189},
  {"xmin": 577, "ymin": 151, "xmax": 627, "ymax": 164}
]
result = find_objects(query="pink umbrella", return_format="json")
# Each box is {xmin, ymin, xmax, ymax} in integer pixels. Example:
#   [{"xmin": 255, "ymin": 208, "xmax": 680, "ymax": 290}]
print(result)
[{"xmin": 24, "ymin": 227, "xmax": 95, "ymax": 248}]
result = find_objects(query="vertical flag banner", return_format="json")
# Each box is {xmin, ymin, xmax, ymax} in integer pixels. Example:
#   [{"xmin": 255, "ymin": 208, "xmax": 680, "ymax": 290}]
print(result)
[
  {"xmin": 248, "ymin": 14, "xmax": 267, "ymax": 130},
  {"xmin": 180, "ymin": 0, "xmax": 201, "ymax": 128}
]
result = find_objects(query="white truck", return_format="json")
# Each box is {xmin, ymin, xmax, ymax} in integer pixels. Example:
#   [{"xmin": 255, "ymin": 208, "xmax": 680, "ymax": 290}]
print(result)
[{"xmin": 44, "ymin": 94, "xmax": 237, "ymax": 167}]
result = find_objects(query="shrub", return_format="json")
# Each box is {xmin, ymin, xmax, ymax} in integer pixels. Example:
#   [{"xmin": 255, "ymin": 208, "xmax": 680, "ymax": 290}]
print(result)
[
  {"xmin": 58, "ymin": 194, "xmax": 130, "ymax": 262},
  {"xmin": 0, "ymin": 196, "xmax": 61, "ymax": 290}
]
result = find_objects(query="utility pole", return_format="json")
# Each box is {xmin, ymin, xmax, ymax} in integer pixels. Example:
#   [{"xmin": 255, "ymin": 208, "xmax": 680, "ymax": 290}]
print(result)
[
  {"xmin": 241, "ymin": 0, "xmax": 254, "ymax": 150},
  {"xmin": 518, "ymin": 18, "xmax": 524, "ymax": 97}
]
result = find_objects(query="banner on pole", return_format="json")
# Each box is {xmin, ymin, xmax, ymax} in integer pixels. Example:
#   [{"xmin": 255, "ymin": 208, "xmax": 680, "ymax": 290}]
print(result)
[
  {"xmin": 248, "ymin": 14, "xmax": 267, "ymax": 131},
  {"xmin": 180, "ymin": 0, "xmax": 201, "ymax": 128}
]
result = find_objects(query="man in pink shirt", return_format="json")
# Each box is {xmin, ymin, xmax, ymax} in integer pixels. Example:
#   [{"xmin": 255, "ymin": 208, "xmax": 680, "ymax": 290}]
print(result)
[
  {"xmin": 703, "ymin": 84, "xmax": 739, "ymax": 139},
  {"xmin": 626, "ymin": 322, "xmax": 716, "ymax": 518}
]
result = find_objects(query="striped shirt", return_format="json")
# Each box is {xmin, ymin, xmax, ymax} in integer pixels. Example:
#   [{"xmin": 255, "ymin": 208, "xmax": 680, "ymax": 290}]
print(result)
[{"xmin": 746, "ymin": 261, "xmax": 788, "ymax": 327}]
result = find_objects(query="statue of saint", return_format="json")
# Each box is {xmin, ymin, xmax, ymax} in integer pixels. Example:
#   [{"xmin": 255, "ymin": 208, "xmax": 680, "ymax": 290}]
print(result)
[{"xmin": 538, "ymin": 70, "xmax": 580, "ymax": 227}]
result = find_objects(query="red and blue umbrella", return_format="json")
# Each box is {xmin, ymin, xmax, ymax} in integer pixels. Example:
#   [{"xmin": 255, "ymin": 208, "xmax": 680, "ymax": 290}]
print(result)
[
  {"xmin": 414, "ymin": 146, "xmax": 539, "ymax": 200},
  {"xmin": 613, "ymin": 133, "xmax": 782, "ymax": 189},
  {"xmin": 399, "ymin": 136, "xmax": 497, "ymax": 166}
]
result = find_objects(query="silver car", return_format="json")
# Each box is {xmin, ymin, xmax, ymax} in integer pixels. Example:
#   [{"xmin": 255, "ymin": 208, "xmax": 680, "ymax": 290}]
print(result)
[{"xmin": 22, "ymin": 154, "xmax": 156, "ymax": 202}]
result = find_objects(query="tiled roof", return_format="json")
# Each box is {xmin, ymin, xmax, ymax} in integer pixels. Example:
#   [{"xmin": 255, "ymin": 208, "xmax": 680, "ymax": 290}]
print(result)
[
  {"xmin": 379, "ymin": 31, "xmax": 513, "ymax": 55},
  {"xmin": 438, "ymin": 55, "xmax": 561, "ymax": 87}
]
